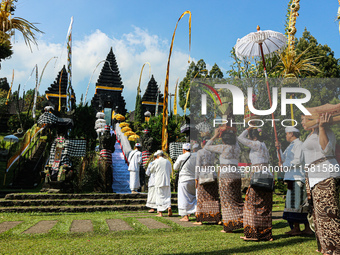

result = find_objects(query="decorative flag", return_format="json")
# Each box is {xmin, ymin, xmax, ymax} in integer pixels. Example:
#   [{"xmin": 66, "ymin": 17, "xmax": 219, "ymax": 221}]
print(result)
[
  {"xmin": 59, "ymin": 68, "xmax": 64, "ymax": 112},
  {"xmin": 161, "ymin": 10, "xmax": 191, "ymax": 152},
  {"xmin": 66, "ymin": 17, "xmax": 74, "ymax": 111},
  {"xmin": 32, "ymin": 65, "xmax": 39, "ymax": 118},
  {"xmin": 155, "ymin": 88, "xmax": 160, "ymax": 116}
]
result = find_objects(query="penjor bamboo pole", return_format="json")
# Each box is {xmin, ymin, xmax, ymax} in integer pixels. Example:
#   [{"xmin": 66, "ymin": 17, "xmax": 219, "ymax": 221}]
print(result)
[{"xmin": 161, "ymin": 10, "xmax": 191, "ymax": 152}]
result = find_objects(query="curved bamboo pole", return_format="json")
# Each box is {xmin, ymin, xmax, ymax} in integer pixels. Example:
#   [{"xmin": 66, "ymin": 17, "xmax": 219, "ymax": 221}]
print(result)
[
  {"xmin": 137, "ymin": 62, "xmax": 151, "ymax": 95},
  {"xmin": 32, "ymin": 56, "xmax": 57, "ymax": 119},
  {"xmin": 5, "ymin": 69, "xmax": 14, "ymax": 105},
  {"xmin": 173, "ymin": 78, "xmax": 179, "ymax": 115},
  {"xmin": 83, "ymin": 60, "xmax": 117, "ymax": 104},
  {"xmin": 161, "ymin": 10, "xmax": 191, "ymax": 151}
]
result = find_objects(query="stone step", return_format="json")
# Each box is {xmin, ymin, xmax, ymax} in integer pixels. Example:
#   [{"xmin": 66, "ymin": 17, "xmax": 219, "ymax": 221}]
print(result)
[
  {"xmin": 0, "ymin": 204, "xmax": 150, "ymax": 213},
  {"xmin": 0, "ymin": 203, "xmax": 179, "ymax": 213},
  {"xmin": 4, "ymin": 193, "xmax": 150, "ymax": 201},
  {"xmin": 0, "ymin": 198, "xmax": 178, "ymax": 207},
  {"xmin": 0, "ymin": 199, "xmax": 146, "ymax": 207}
]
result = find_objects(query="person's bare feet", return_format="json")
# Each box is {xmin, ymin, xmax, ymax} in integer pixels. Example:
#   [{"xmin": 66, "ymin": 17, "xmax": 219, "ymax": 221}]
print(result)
[
  {"xmin": 148, "ymin": 209, "xmax": 155, "ymax": 213},
  {"xmin": 167, "ymin": 208, "xmax": 172, "ymax": 217},
  {"xmin": 220, "ymin": 230, "xmax": 226, "ymax": 233},
  {"xmin": 301, "ymin": 229, "xmax": 314, "ymax": 236},
  {"xmin": 180, "ymin": 215, "xmax": 189, "ymax": 221},
  {"xmin": 193, "ymin": 222, "xmax": 202, "ymax": 225},
  {"xmin": 156, "ymin": 212, "xmax": 162, "ymax": 217},
  {"xmin": 285, "ymin": 229, "xmax": 302, "ymax": 236},
  {"xmin": 240, "ymin": 236, "xmax": 259, "ymax": 241}
]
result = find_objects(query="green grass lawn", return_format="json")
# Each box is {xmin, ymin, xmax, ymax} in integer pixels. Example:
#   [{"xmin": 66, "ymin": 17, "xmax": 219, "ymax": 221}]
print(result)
[{"xmin": 0, "ymin": 211, "xmax": 317, "ymax": 255}]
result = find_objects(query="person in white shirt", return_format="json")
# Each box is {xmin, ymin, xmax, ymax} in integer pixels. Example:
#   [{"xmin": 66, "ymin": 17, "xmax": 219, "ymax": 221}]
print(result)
[
  {"xmin": 128, "ymin": 143, "xmax": 142, "ymax": 193},
  {"xmin": 301, "ymin": 113, "xmax": 340, "ymax": 254},
  {"xmin": 174, "ymin": 143, "xmax": 197, "ymax": 222},
  {"xmin": 150, "ymin": 150, "xmax": 173, "ymax": 217},
  {"xmin": 145, "ymin": 159, "xmax": 156, "ymax": 213},
  {"xmin": 276, "ymin": 126, "xmax": 312, "ymax": 236}
]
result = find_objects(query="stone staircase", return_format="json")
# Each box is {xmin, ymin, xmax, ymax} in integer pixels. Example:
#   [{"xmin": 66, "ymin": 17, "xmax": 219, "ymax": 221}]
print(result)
[
  {"xmin": 0, "ymin": 193, "xmax": 178, "ymax": 213},
  {"xmin": 11, "ymin": 141, "xmax": 47, "ymax": 189},
  {"xmin": 112, "ymin": 142, "xmax": 130, "ymax": 193}
]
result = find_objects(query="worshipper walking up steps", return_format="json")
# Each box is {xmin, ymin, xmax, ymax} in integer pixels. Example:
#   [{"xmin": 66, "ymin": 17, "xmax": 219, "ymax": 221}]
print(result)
[
  {"xmin": 128, "ymin": 143, "xmax": 142, "ymax": 193},
  {"xmin": 145, "ymin": 157, "xmax": 156, "ymax": 213},
  {"xmin": 150, "ymin": 150, "xmax": 173, "ymax": 217},
  {"xmin": 275, "ymin": 126, "xmax": 313, "ymax": 236},
  {"xmin": 174, "ymin": 143, "xmax": 197, "ymax": 222},
  {"xmin": 237, "ymin": 127, "xmax": 273, "ymax": 241},
  {"xmin": 301, "ymin": 113, "xmax": 340, "ymax": 254},
  {"xmin": 205, "ymin": 127, "xmax": 242, "ymax": 232},
  {"xmin": 194, "ymin": 138, "xmax": 221, "ymax": 225}
]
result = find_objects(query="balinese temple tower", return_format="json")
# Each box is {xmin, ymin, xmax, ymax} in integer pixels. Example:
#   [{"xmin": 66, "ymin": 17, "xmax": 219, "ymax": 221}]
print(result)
[
  {"xmin": 91, "ymin": 48, "xmax": 127, "ymax": 116},
  {"xmin": 45, "ymin": 65, "xmax": 75, "ymax": 111},
  {"xmin": 141, "ymin": 75, "xmax": 163, "ymax": 116}
]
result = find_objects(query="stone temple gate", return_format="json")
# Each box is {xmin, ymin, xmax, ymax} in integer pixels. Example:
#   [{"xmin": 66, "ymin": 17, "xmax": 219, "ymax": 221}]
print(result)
[{"xmin": 91, "ymin": 48, "xmax": 127, "ymax": 121}]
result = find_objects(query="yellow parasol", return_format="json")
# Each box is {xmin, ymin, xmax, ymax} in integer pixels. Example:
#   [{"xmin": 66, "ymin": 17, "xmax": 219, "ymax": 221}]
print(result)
[
  {"xmin": 121, "ymin": 127, "xmax": 132, "ymax": 133},
  {"xmin": 114, "ymin": 114, "xmax": 125, "ymax": 121},
  {"xmin": 128, "ymin": 134, "xmax": 140, "ymax": 141},
  {"xmin": 119, "ymin": 122, "xmax": 129, "ymax": 128},
  {"xmin": 124, "ymin": 131, "xmax": 135, "ymax": 136}
]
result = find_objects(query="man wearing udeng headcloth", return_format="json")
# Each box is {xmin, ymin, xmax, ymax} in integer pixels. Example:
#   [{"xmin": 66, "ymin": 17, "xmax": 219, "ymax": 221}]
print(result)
[{"xmin": 276, "ymin": 126, "xmax": 312, "ymax": 236}]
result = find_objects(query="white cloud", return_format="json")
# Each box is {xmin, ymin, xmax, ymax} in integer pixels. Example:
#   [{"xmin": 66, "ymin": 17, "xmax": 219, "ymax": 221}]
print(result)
[{"xmin": 1, "ymin": 26, "xmax": 194, "ymax": 112}]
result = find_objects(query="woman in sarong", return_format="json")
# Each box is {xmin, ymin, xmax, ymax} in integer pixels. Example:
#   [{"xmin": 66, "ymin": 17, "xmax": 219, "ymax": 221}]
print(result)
[
  {"xmin": 194, "ymin": 138, "xmax": 221, "ymax": 225},
  {"xmin": 237, "ymin": 127, "xmax": 273, "ymax": 241},
  {"xmin": 205, "ymin": 127, "xmax": 243, "ymax": 233},
  {"xmin": 301, "ymin": 113, "xmax": 340, "ymax": 255}
]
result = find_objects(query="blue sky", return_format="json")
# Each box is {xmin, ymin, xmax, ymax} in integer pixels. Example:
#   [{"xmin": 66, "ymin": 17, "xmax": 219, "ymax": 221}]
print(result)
[{"xmin": 1, "ymin": 0, "xmax": 340, "ymax": 112}]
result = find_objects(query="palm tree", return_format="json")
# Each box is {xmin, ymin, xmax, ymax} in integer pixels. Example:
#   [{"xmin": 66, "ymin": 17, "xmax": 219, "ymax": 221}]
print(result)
[{"xmin": 0, "ymin": 0, "xmax": 43, "ymax": 51}]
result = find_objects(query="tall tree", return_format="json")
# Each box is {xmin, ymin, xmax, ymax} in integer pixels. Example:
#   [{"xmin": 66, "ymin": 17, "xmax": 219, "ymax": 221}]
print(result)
[
  {"xmin": 209, "ymin": 63, "xmax": 224, "ymax": 79},
  {"xmin": 134, "ymin": 93, "xmax": 143, "ymax": 123},
  {"xmin": 0, "ymin": 0, "xmax": 43, "ymax": 65},
  {"xmin": 296, "ymin": 29, "xmax": 340, "ymax": 78}
]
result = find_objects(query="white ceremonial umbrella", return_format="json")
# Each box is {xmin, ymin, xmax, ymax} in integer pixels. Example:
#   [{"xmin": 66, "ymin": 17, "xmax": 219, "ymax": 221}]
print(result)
[
  {"xmin": 3, "ymin": 135, "xmax": 19, "ymax": 143},
  {"xmin": 96, "ymin": 112, "xmax": 105, "ymax": 119},
  {"xmin": 235, "ymin": 26, "xmax": 287, "ymax": 164}
]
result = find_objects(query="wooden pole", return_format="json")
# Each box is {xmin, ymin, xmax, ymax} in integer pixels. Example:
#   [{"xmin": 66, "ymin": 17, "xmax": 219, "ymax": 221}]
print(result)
[{"xmin": 259, "ymin": 42, "xmax": 282, "ymax": 165}]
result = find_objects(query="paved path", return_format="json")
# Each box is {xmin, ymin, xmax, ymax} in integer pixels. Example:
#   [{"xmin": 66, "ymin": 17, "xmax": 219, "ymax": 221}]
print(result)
[
  {"xmin": 70, "ymin": 220, "xmax": 93, "ymax": 233},
  {"xmin": 106, "ymin": 219, "xmax": 134, "ymax": 231},
  {"xmin": 0, "ymin": 221, "xmax": 23, "ymax": 234},
  {"xmin": 23, "ymin": 220, "xmax": 58, "ymax": 234},
  {"xmin": 137, "ymin": 218, "xmax": 171, "ymax": 229},
  {"xmin": 0, "ymin": 211, "xmax": 284, "ymax": 234}
]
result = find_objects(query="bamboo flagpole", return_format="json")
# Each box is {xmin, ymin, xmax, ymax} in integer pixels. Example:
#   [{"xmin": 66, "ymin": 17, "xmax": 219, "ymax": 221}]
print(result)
[
  {"xmin": 33, "ymin": 56, "xmax": 57, "ymax": 119},
  {"xmin": 173, "ymin": 78, "xmax": 179, "ymax": 115},
  {"xmin": 137, "ymin": 62, "xmax": 151, "ymax": 95},
  {"xmin": 5, "ymin": 69, "xmax": 14, "ymax": 105},
  {"xmin": 161, "ymin": 10, "xmax": 191, "ymax": 151}
]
